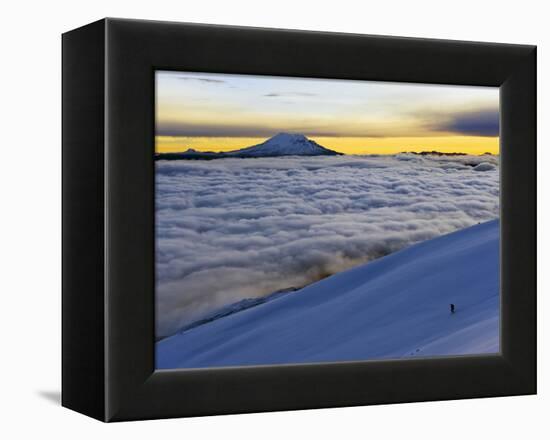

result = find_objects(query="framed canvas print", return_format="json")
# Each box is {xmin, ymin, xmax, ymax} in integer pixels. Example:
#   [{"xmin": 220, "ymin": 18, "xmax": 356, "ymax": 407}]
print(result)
[{"xmin": 62, "ymin": 18, "xmax": 536, "ymax": 422}]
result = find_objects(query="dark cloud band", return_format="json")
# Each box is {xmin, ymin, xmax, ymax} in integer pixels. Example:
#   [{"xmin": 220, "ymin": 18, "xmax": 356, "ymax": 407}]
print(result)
[
  {"xmin": 156, "ymin": 122, "xmax": 345, "ymax": 138},
  {"xmin": 433, "ymin": 109, "xmax": 499, "ymax": 137}
]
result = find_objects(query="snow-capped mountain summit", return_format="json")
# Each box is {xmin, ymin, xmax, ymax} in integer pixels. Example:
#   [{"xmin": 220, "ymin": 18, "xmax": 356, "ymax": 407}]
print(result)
[
  {"xmin": 227, "ymin": 133, "xmax": 341, "ymax": 157},
  {"xmin": 155, "ymin": 133, "xmax": 342, "ymax": 160}
]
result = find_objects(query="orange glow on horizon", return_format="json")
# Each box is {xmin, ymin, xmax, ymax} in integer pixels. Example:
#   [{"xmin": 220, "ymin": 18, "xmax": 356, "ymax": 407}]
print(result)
[{"xmin": 156, "ymin": 135, "xmax": 500, "ymax": 156}]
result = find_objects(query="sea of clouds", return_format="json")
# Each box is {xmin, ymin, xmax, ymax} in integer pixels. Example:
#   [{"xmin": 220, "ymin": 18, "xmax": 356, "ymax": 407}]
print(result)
[{"xmin": 155, "ymin": 154, "xmax": 499, "ymax": 338}]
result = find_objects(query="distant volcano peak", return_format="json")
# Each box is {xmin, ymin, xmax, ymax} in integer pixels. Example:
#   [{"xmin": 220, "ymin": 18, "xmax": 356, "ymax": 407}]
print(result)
[
  {"xmin": 228, "ymin": 133, "xmax": 342, "ymax": 157},
  {"xmin": 155, "ymin": 133, "xmax": 343, "ymax": 160}
]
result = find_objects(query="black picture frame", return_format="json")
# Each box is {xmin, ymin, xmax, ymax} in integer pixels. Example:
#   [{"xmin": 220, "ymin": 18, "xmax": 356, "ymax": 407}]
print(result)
[{"xmin": 62, "ymin": 18, "xmax": 536, "ymax": 422}]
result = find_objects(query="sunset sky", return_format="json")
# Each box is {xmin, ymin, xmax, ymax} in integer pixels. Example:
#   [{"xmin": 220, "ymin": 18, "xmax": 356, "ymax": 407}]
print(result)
[{"xmin": 156, "ymin": 71, "xmax": 499, "ymax": 155}]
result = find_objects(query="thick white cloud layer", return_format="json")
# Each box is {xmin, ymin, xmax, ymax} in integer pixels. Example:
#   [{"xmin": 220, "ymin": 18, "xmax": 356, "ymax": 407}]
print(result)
[{"xmin": 156, "ymin": 154, "xmax": 499, "ymax": 338}]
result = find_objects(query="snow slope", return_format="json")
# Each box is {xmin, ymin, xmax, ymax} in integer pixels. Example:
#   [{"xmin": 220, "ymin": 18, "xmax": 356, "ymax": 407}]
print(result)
[
  {"xmin": 227, "ymin": 133, "xmax": 341, "ymax": 157},
  {"xmin": 156, "ymin": 220, "xmax": 499, "ymax": 369}
]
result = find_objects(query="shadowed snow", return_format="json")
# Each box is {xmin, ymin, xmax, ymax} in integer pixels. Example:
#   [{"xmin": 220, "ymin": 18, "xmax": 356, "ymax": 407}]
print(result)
[{"xmin": 156, "ymin": 220, "xmax": 500, "ymax": 368}]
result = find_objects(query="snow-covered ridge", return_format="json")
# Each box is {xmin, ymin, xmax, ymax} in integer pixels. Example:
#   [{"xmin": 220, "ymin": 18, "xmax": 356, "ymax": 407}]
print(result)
[
  {"xmin": 156, "ymin": 219, "xmax": 499, "ymax": 369},
  {"xmin": 160, "ymin": 287, "xmax": 299, "ymax": 340}
]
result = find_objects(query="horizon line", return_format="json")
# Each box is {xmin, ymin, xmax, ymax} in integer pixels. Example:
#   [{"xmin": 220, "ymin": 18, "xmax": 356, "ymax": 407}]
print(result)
[{"xmin": 155, "ymin": 132, "xmax": 500, "ymax": 156}]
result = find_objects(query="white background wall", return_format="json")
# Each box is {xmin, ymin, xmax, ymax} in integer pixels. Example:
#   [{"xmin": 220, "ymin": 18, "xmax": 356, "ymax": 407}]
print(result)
[{"xmin": 1, "ymin": 0, "xmax": 546, "ymax": 437}]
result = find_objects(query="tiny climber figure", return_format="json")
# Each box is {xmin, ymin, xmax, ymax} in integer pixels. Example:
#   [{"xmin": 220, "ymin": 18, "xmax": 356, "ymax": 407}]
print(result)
[{"xmin": 450, "ymin": 303, "xmax": 455, "ymax": 314}]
